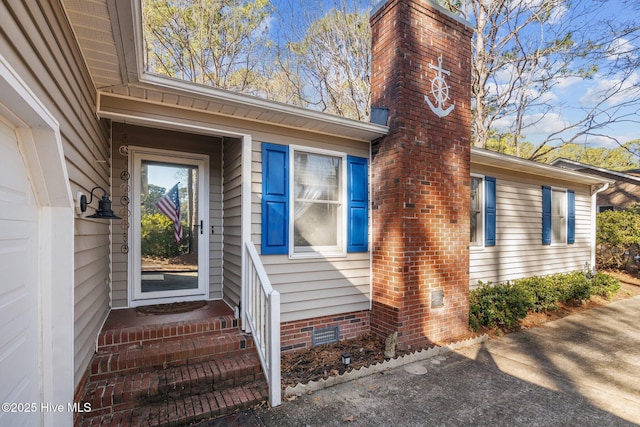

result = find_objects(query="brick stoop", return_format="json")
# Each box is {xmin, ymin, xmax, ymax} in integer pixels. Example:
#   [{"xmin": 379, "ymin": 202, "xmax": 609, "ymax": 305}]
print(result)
[{"xmin": 78, "ymin": 314, "xmax": 269, "ymax": 426}]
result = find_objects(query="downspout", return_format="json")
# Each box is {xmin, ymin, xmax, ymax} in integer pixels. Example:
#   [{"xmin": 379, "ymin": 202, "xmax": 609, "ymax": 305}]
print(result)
[{"xmin": 591, "ymin": 182, "xmax": 609, "ymax": 271}]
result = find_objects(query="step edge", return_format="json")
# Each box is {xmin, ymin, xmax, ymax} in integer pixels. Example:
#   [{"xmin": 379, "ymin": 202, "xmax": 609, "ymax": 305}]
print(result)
[
  {"xmin": 84, "ymin": 355, "xmax": 264, "ymax": 411},
  {"xmin": 80, "ymin": 381, "xmax": 269, "ymax": 427},
  {"xmin": 97, "ymin": 317, "xmax": 241, "ymax": 349}
]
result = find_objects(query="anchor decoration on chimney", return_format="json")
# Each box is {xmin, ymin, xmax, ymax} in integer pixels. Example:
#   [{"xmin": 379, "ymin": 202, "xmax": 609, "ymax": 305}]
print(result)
[{"xmin": 425, "ymin": 55, "xmax": 455, "ymax": 118}]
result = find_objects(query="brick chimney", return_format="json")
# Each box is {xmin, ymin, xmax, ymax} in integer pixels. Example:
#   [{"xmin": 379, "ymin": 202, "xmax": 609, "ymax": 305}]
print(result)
[{"xmin": 369, "ymin": 0, "xmax": 473, "ymax": 348}]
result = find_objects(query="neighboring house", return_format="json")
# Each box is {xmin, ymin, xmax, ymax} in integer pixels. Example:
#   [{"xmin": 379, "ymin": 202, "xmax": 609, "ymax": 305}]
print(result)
[
  {"xmin": 0, "ymin": 0, "xmax": 611, "ymax": 425},
  {"xmin": 551, "ymin": 158, "xmax": 640, "ymax": 211}
]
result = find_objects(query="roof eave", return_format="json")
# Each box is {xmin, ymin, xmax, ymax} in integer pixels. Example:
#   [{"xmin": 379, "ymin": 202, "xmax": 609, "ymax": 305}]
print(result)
[
  {"xmin": 113, "ymin": 73, "xmax": 389, "ymax": 142},
  {"xmin": 471, "ymin": 147, "xmax": 615, "ymax": 186},
  {"xmin": 551, "ymin": 158, "xmax": 640, "ymax": 183}
]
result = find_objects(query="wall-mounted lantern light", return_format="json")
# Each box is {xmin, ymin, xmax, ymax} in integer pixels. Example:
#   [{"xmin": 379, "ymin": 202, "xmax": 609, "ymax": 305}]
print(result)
[{"xmin": 78, "ymin": 186, "xmax": 121, "ymax": 220}]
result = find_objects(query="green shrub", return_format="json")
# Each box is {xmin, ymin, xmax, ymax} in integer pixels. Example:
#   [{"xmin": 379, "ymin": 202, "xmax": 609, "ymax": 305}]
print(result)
[
  {"xmin": 596, "ymin": 209, "xmax": 640, "ymax": 270},
  {"xmin": 515, "ymin": 276, "xmax": 560, "ymax": 312},
  {"xmin": 556, "ymin": 271, "xmax": 591, "ymax": 304},
  {"xmin": 590, "ymin": 272, "xmax": 621, "ymax": 298},
  {"xmin": 469, "ymin": 271, "xmax": 621, "ymax": 331},
  {"xmin": 141, "ymin": 213, "xmax": 189, "ymax": 257},
  {"xmin": 469, "ymin": 281, "xmax": 534, "ymax": 331}
]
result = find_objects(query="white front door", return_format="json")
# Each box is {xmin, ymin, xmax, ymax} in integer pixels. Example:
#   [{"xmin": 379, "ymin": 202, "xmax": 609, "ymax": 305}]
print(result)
[
  {"xmin": 130, "ymin": 148, "xmax": 209, "ymax": 305},
  {"xmin": 0, "ymin": 119, "xmax": 40, "ymax": 425}
]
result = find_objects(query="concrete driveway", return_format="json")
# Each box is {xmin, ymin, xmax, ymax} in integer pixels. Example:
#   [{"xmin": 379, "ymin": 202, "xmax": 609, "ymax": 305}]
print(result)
[{"xmin": 256, "ymin": 296, "xmax": 640, "ymax": 426}]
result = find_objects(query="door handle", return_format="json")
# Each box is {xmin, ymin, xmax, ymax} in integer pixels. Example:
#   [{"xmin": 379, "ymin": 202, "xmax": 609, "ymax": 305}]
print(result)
[{"xmin": 200, "ymin": 220, "xmax": 203, "ymax": 234}]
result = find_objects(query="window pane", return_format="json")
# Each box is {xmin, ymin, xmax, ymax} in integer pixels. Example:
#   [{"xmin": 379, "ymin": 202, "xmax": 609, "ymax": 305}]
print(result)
[
  {"xmin": 470, "ymin": 177, "xmax": 482, "ymax": 245},
  {"xmin": 292, "ymin": 150, "xmax": 343, "ymax": 254},
  {"xmin": 552, "ymin": 189, "xmax": 566, "ymax": 243},
  {"xmin": 294, "ymin": 152, "xmax": 340, "ymax": 201},
  {"xmin": 470, "ymin": 211, "xmax": 480, "ymax": 244},
  {"xmin": 552, "ymin": 189, "xmax": 565, "ymax": 215},
  {"xmin": 294, "ymin": 202, "xmax": 338, "ymax": 247},
  {"xmin": 470, "ymin": 178, "xmax": 481, "ymax": 211}
]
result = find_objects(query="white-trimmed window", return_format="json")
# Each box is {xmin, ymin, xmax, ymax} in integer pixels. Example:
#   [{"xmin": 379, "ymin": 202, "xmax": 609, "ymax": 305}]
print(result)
[
  {"xmin": 470, "ymin": 175, "xmax": 496, "ymax": 247},
  {"xmin": 261, "ymin": 142, "xmax": 369, "ymax": 257},
  {"xmin": 470, "ymin": 175, "xmax": 483, "ymax": 246},
  {"xmin": 290, "ymin": 146, "xmax": 347, "ymax": 258},
  {"xmin": 542, "ymin": 186, "xmax": 575, "ymax": 245}
]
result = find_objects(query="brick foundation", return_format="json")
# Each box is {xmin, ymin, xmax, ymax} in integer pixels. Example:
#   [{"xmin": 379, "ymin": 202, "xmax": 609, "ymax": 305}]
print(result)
[
  {"xmin": 280, "ymin": 310, "xmax": 370, "ymax": 353},
  {"xmin": 369, "ymin": 0, "xmax": 473, "ymax": 349}
]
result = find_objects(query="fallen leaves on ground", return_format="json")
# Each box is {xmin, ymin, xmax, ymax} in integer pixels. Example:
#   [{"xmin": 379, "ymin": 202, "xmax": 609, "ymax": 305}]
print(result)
[{"xmin": 280, "ymin": 270, "xmax": 640, "ymax": 389}]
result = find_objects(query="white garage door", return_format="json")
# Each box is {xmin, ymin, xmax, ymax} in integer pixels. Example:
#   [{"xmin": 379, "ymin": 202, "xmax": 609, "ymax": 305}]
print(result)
[{"xmin": 0, "ymin": 118, "xmax": 40, "ymax": 425}]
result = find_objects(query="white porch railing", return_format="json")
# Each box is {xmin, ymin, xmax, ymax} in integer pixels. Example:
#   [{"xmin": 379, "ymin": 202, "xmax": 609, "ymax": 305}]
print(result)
[{"xmin": 243, "ymin": 241, "xmax": 281, "ymax": 407}]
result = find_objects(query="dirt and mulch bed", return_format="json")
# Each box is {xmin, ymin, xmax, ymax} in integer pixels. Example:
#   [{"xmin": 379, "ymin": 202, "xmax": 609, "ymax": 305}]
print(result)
[
  {"xmin": 142, "ymin": 253, "xmax": 198, "ymax": 271},
  {"xmin": 281, "ymin": 333, "xmax": 410, "ymax": 390},
  {"xmin": 280, "ymin": 270, "xmax": 640, "ymax": 390}
]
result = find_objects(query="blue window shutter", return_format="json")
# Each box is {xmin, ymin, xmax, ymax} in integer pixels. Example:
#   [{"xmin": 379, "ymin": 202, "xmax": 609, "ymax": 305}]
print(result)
[
  {"xmin": 567, "ymin": 190, "xmax": 575, "ymax": 244},
  {"xmin": 347, "ymin": 156, "xmax": 368, "ymax": 252},
  {"xmin": 542, "ymin": 186, "xmax": 552, "ymax": 245},
  {"xmin": 261, "ymin": 143, "xmax": 289, "ymax": 254},
  {"xmin": 484, "ymin": 176, "xmax": 496, "ymax": 246}
]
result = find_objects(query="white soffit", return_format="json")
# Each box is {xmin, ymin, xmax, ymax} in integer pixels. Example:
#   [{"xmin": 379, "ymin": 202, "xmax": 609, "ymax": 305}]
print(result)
[{"xmin": 61, "ymin": 0, "xmax": 124, "ymax": 89}]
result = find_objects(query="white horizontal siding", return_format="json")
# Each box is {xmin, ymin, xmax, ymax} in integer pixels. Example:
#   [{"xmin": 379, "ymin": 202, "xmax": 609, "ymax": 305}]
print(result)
[{"xmin": 469, "ymin": 168, "xmax": 594, "ymax": 287}]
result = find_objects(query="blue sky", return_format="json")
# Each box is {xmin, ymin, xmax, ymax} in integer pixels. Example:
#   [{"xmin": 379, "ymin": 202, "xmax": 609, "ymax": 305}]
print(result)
[
  {"xmin": 147, "ymin": 164, "xmax": 185, "ymax": 195},
  {"xmin": 268, "ymin": 0, "xmax": 639, "ymax": 149},
  {"xmin": 504, "ymin": 0, "xmax": 639, "ymax": 149},
  {"xmin": 145, "ymin": 0, "xmax": 638, "ymax": 149}
]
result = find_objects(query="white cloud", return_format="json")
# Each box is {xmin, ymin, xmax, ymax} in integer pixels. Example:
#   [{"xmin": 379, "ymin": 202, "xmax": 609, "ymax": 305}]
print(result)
[
  {"xmin": 492, "ymin": 111, "xmax": 569, "ymax": 137},
  {"xmin": 606, "ymin": 37, "xmax": 637, "ymax": 62},
  {"xmin": 579, "ymin": 71, "xmax": 640, "ymax": 106},
  {"xmin": 517, "ymin": 0, "xmax": 568, "ymax": 24},
  {"xmin": 583, "ymin": 134, "xmax": 632, "ymax": 148},
  {"xmin": 521, "ymin": 111, "xmax": 570, "ymax": 135},
  {"xmin": 554, "ymin": 76, "xmax": 581, "ymax": 90}
]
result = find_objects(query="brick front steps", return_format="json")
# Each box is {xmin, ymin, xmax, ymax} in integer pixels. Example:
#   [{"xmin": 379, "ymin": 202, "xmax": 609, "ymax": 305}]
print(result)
[{"xmin": 78, "ymin": 312, "xmax": 268, "ymax": 426}]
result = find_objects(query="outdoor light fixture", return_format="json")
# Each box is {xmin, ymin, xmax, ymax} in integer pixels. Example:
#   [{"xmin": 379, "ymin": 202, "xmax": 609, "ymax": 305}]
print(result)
[
  {"xmin": 341, "ymin": 352, "xmax": 351, "ymax": 366},
  {"xmin": 78, "ymin": 186, "xmax": 121, "ymax": 219}
]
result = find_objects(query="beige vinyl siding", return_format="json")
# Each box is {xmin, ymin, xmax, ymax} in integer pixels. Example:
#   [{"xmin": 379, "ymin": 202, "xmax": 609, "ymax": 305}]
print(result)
[
  {"xmin": 223, "ymin": 138, "xmax": 243, "ymax": 308},
  {"xmin": 1, "ymin": 1, "xmax": 113, "ymax": 386},
  {"xmin": 209, "ymin": 144, "xmax": 224, "ymax": 300},
  {"xmin": 469, "ymin": 166, "xmax": 593, "ymax": 287},
  {"xmin": 252, "ymin": 138, "xmax": 372, "ymax": 323},
  {"xmin": 98, "ymin": 94, "xmax": 375, "ymax": 322},
  {"xmin": 110, "ymin": 123, "xmax": 224, "ymax": 307}
]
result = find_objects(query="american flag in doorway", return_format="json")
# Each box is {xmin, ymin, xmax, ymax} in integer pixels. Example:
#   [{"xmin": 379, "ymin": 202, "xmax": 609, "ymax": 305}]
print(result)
[{"xmin": 156, "ymin": 183, "xmax": 183, "ymax": 242}]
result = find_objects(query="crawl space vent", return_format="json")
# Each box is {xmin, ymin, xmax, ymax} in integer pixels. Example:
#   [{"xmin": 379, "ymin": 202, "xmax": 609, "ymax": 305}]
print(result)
[
  {"xmin": 431, "ymin": 289, "xmax": 444, "ymax": 308},
  {"xmin": 312, "ymin": 326, "xmax": 339, "ymax": 346}
]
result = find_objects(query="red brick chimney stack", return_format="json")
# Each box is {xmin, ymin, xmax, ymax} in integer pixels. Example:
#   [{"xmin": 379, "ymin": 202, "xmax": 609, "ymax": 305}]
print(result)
[{"xmin": 369, "ymin": 0, "xmax": 473, "ymax": 348}]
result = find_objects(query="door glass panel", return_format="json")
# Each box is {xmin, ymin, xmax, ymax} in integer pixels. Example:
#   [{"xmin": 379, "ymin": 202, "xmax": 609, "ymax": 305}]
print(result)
[{"xmin": 140, "ymin": 161, "xmax": 199, "ymax": 293}]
